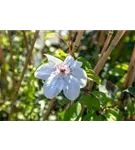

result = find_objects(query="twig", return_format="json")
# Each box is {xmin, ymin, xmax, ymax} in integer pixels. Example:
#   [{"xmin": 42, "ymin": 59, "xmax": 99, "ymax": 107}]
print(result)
[
  {"xmin": 69, "ymin": 30, "xmax": 77, "ymax": 45},
  {"xmin": 43, "ymin": 99, "xmax": 55, "ymax": 120},
  {"xmin": 100, "ymin": 30, "xmax": 113, "ymax": 57},
  {"xmin": 72, "ymin": 30, "xmax": 85, "ymax": 55},
  {"xmin": 94, "ymin": 30, "xmax": 126, "ymax": 75},
  {"xmin": 8, "ymin": 31, "xmax": 16, "ymax": 89},
  {"xmin": 22, "ymin": 31, "xmax": 29, "ymax": 51},
  {"xmin": 22, "ymin": 31, "xmax": 31, "ymax": 64},
  {"xmin": 88, "ymin": 30, "xmax": 126, "ymax": 90},
  {"xmin": 98, "ymin": 30, "xmax": 106, "ymax": 47},
  {"xmin": 124, "ymin": 45, "xmax": 135, "ymax": 88},
  {"xmin": 56, "ymin": 34, "xmax": 72, "ymax": 54},
  {"xmin": 9, "ymin": 30, "xmax": 39, "ymax": 119}
]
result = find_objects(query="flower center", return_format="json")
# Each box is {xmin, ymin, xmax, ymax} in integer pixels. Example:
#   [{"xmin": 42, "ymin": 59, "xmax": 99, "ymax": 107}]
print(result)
[
  {"xmin": 60, "ymin": 67, "xmax": 66, "ymax": 73},
  {"xmin": 55, "ymin": 63, "xmax": 70, "ymax": 75}
]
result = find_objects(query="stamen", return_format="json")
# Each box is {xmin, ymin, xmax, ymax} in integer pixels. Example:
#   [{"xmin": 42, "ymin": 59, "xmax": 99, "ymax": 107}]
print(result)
[{"xmin": 55, "ymin": 63, "xmax": 71, "ymax": 75}]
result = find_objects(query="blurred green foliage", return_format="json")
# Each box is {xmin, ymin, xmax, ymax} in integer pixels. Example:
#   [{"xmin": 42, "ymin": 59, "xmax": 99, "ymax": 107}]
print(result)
[{"xmin": 1, "ymin": 30, "xmax": 135, "ymax": 121}]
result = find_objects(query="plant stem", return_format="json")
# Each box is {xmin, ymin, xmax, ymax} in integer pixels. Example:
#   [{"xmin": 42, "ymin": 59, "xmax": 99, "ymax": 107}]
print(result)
[
  {"xmin": 43, "ymin": 99, "xmax": 55, "ymax": 120},
  {"xmin": 100, "ymin": 30, "xmax": 113, "ymax": 57},
  {"xmin": 22, "ymin": 31, "xmax": 31, "ymax": 64},
  {"xmin": 72, "ymin": 30, "xmax": 85, "ymax": 55},
  {"xmin": 88, "ymin": 30, "xmax": 126, "ymax": 90},
  {"xmin": 9, "ymin": 30, "xmax": 39, "ymax": 120},
  {"xmin": 22, "ymin": 31, "xmax": 29, "ymax": 51},
  {"xmin": 8, "ymin": 31, "xmax": 16, "ymax": 89},
  {"xmin": 56, "ymin": 34, "xmax": 72, "ymax": 54},
  {"xmin": 124, "ymin": 44, "xmax": 135, "ymax": 88},
  {"xmin": 98, "ymin": 30, "xmax": 106, "ymax": 47}
]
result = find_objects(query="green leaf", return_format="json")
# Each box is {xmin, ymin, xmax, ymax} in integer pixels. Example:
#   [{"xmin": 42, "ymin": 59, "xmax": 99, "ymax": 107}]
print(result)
[
  {"xmin": 45, "ymin": 32, "xmax": 56, "ymax": 39},
  {"xmin": 92, "ymin": 91, "xmax": 113, "ymax": 107},
  {"xmin": 83, "ymin": 111, "xmax": 103, "ymax": 121},
  {"xmin": 83, "ymin": 111, "xmax": 92, "ymax": 121},
  {"xmin": 104, "ymin": 108, "xmax": 122, "ymax": 121},
  {"xmin": 54, "ymin": 49, "xmax": 67, "ymax": 61},
  {"xmin": 86, "ymin": 70, "xmax": 101, "ymax": 84},
  {"xmin": 127, "ymin": 100, "xmax": 135, "ymax": 118},
  {"xmin": 80, "ymin": 95, "xmax": 100, "ymax": 110},
  {"xmin": 123, "ymin": 86, "xmax": 135, "ymax": 97},
  {"xmin": 58, "ymin": 110, "xmax": 66, "ymax": 121},
  {"xmin": 76, "ymin": 57, "xmax": 92, "ymax": 70},
  {"xmin": 63, "ymin": 102, "xmax": 81, "ymax": 121}
]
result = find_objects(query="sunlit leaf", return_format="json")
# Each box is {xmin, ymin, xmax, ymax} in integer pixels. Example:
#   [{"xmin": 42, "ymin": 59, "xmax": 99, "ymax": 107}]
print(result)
[
  {"xmin": 104, "ymin": 108, "xmax": 122, "ymax": 121},
  {"xmin": 86, "ymin": 70, "xmax": 101, "ymax": 84},
  {"xmin": 45, "ymin": 32, "xmax": 56, "ymax": 39},
  {"xmin": 55, "ymin": 49, "xmax": 67, "ymax": 60}
]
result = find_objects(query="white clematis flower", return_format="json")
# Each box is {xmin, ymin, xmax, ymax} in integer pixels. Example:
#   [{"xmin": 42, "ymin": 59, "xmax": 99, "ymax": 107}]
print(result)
[{"xmin": 34, "ymin": 54, "xmax": 87, "ymax": 101}]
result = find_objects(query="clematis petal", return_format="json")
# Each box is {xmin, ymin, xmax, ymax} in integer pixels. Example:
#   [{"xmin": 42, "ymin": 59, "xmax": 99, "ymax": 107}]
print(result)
[
  {"xmin": 72, "ymin": 68, "xmax": 87, "ymax": 88},
  {"xmin": 71, "ymin": 61, "xmax": 82, "ymax": 69},
  {"xmin": 34, "ymin": 63, "xmax": 53, "ymax": 80},
  {"xmin": 43, "ymin": 75, "xmax": 64, "ymax": 99},
  {"xmin": 63, "ymin": 75, "xmax": 80, "ymax": 101},
  {"xmin": 64, "ymin": 55, "xmax": 75, "ymax": 67},
  {"xmin": 45, "ymin": 54, "xmax": 62, "ymax": 65}
]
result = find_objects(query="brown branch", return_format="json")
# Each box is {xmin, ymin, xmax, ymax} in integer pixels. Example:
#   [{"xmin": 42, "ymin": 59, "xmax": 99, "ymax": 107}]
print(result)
[
  {"xmin": 94, "ymin": 30, "xmax": 126, "ymax": 75},
  {"xmin": 43, "ymin": 99, "xmax": 55, "ymax": 120},
  {"xmin": 0, "ymin": 48, "xmax": 6, "ymax": 100},
  {"xmin": 100, "ymin": 30, "xmax": 114, "ymax": 57},
  {"xmin": 22, "ymin": 31, "xmax": 32, "ymax": 64},
  {"xmin": 88, "ymin": 30, "xmax": 126, "ymax": 90},
  {"xmin": 72, "ymin": 30, "xmax": 85, "ymax": 55},
  {"xmin": 124, "ymin": 45, "xmax": 135, "ymax": 88},
  {"xmin": 69, "ymin": 30, "xmax": 77, "ymax": 45},
  {"xmin": 9, "ymin": 30, "xmax": 39, "ymax": 119},
  {"xmin": 22, "ymin": 31, "xmax": 29, "ymax": 51},
  {"xmin": 0, "ymin": 32, "xmax": 8, "ymax": 101},
  {"xmin": 8, "ymin": 31, "xmax": 16, "ymax": 89},
  {"xmin": 98, "ymin": 30, "xmax": 106, "ymax": 47},
  {"xmin": 56, "ymin": 34, "xmax": 72, "ymax": 54}
]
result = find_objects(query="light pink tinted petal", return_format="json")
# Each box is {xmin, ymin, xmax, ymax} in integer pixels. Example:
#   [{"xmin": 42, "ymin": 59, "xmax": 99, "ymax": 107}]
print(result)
[
  {"xmin": 43, "ymin": 75, "xmax": 64, "ymax": 99},
  {"xmin": 64, "ymin": 55, "xmax": 75, "ymax": 67},
  {"xmin": 34, "ymin": 63, "xmax": 53, "ymax": 80},
  {"xmin": 72, "ymin": 68, "xmax": 87, "ymax": 88},
  {"xmin": 63, "ymin": 75, "xmax": 80, "ymax": 101},
  {"xmin": 45, "ymin": 54, "xmax": 62, "ymax": 65}
]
